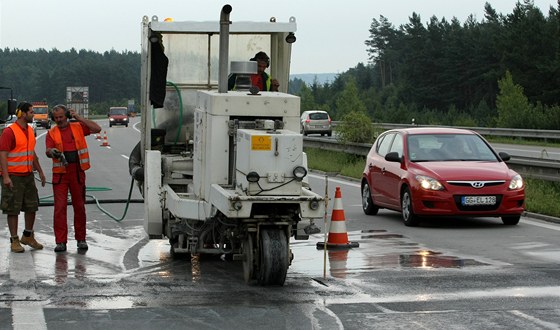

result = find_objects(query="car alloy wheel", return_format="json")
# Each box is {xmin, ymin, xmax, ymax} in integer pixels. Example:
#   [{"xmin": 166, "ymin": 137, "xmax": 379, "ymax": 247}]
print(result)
[
  {"xmin": 401, "ymin": 187, "xmax": 420, "ymax": 227},
  {"xmin": 361, "ymin": 181, "xmax": 379, "ymax": 215}
]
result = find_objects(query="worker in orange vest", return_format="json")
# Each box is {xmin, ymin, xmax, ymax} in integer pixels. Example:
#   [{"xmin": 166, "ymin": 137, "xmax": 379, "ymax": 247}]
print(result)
[
  {"xmin": 45, "ymin": 105, "xmax": 101, "ymax": 253},
  {"xmin": 0, "ymin": 102, "xmax": 46, "ymax": 253}
]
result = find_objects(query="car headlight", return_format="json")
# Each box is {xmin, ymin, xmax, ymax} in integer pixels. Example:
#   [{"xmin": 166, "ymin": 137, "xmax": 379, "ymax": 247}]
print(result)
[
  {"xmin": 415, "ymin": 175, "xmax": 444, "ymax": 191},
  {"xmin": 109, "ymin": 118, "xmax": 114, "ymax": 121},
  {"xmin": 509, "ymin": 174, "xmax": 524, "ymax": 190}
]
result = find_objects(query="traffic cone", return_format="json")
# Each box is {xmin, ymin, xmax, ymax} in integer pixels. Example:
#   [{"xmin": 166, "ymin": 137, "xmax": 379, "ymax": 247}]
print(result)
[
  {"xmin": 100, "ymin": 131, "xmax": 110, "ymax": 147},
  {"xmin": 96, "ymin": 132, "xmax": 101, "ymax": 140},
  {"xmin": 317, "ymin": 187, "xmax": 359, "ymax": 250}
]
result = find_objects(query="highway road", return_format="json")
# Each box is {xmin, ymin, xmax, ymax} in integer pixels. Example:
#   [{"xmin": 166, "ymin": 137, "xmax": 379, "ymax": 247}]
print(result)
[
  {"xmin": 493, "ymin": 143, "xmax": 560, "ymax": 161},
  {"xmin": 1, "ymin": 117, "xmax": 559, "ymax": 329}
]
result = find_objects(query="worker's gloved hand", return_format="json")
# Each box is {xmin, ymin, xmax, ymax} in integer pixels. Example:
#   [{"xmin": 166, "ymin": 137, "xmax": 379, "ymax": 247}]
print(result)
[{"xmin": 50, "ymin": 148, "xmax": 62, "ymax": 159}]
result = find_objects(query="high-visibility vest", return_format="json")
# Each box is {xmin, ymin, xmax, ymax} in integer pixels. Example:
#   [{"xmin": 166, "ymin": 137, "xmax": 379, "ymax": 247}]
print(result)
[
  {"xmin": 2, "ymin": 125, "xmax": 35, "ymax": 174},
  {"xmin": 232, "ymin": 72, "xmax": 272, "ymax": 91},
  {"xmin": 48, "ymin": 123, "xmax": 91, "ymax": 173}
]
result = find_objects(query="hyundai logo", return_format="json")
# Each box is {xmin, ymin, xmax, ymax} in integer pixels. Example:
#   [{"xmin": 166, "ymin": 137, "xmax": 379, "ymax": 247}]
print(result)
[{"xmin": 471, "ymin": 182, "xmax": 485, "ymax": 188}]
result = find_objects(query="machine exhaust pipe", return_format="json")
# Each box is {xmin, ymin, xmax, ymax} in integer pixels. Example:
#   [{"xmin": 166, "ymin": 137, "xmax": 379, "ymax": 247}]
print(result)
[{"xmin": 218, "ymin": 4, "xmax": 232, "ymax": 93}]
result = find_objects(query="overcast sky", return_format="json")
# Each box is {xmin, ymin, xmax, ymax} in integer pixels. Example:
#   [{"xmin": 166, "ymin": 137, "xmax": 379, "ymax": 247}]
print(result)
[{"xmin": 0, "ymin": 0, "xmax": 556, "ymax": 74}]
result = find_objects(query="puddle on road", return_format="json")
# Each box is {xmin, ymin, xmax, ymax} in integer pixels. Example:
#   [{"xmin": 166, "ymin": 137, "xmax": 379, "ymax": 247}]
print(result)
[{"xmin": 291, "ymin": 229, "xmax": 490, "ymax": 278}]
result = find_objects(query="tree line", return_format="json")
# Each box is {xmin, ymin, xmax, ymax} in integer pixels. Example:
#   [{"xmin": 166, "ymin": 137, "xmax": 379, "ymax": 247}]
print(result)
[
  {"xmin": 1, "ymin": 1, "xmax": 558, "ymax": 134},
  {"xmin": 293, "ymin": 0, "xmax": 560, "ymax": 139},
  {"xmin": 0, "ymin": 48, "xmax": 140, "ymax": 118}
]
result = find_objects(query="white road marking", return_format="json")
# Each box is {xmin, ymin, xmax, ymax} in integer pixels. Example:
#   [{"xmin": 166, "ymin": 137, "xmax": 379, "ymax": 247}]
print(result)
[
  {"xmin": 509, "ymin": 310, "xmax": 560, "ymax": 330},
  {"xmin": 522, "ymin": 219, "xmax": 560, "ymax": 231},
  {"xmin": 309, "ymin": 173, "xmax": 360, "ymax": 188},
  {"xmin": 7, "ymin": 225, "xmax": 47, "ymax": 329}
]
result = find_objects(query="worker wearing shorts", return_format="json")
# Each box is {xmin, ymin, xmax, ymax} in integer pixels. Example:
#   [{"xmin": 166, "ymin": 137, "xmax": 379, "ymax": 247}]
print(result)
[{"xmin": 0, "ymin": 102, "xmax": 46, "ymax": 253}]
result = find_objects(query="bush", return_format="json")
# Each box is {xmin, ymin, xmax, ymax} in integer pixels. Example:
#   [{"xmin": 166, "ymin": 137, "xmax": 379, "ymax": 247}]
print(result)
[{"xmin": 336, "ymin": 111, "xmax": 377, "ymax": 144}]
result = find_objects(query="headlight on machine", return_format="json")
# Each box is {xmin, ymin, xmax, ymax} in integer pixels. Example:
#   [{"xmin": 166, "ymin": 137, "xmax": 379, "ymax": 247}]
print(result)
[
  {"xmin": 232, "ymin": 201, "xmax": 243, "ymax": 211},
  {"xmin": 246, "ymin": 171, "xmax": 260, "ymax": 183},
  {"xmin": 508, "ymin": 174, "xmax": 524, "ymax": 190},
  {"xmin": 293, "ymin": 166, "xmax": 307, "ymax": 181},
  {"xmin": 415, "ymin": 175, "xmax": 444, "ymax": 191},
  {"xmin": 309, "ymin": 199, "xmax": 319, "ymax": 210}
]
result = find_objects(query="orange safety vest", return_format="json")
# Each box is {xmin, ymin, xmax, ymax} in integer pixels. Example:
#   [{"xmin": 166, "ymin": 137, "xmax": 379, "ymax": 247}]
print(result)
[
  {"xmin": 48, "ymin": 123, "xmax": 91, "ymax": 173},
  {"xmin": 3, "ymin": 125, "xmax": 35, "ymax": 174}
]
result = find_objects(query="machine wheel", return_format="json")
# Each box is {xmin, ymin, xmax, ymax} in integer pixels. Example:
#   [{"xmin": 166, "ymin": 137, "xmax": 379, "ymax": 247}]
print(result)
[
  {"xmin": 362, "ymin": 181, "xmax": 379, "ymax": 215},
  {"xmin": 502, "ymin": 215, "xmax": 520, "ymax": 225},
  {"xmin": 402, "ymin": 187, "xmax": 420, "ymax": 227},
  {"xmin": 242, "ymin": 233, "xmax": 256, "ymax": 283},
  {"xmin": 257, "ymin": 228, "xmax": 288, "ymax": 286}
]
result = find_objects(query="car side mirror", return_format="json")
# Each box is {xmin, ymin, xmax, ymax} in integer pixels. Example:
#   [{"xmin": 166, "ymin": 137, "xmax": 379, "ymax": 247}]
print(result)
[
  {"xmin": 385, "ymin": 151, "xmax": 402, "ymax": 163},
  {"xmin": 498, "ymin": 151, "xmax": 511, "ymax": 162}
]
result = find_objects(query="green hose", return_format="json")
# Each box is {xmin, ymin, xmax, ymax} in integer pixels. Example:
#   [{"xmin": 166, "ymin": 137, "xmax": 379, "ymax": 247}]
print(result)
[
  {"xmin": 38, "ymin": 176, "xmax": 140, "ymax": 223},
  {"xmin": 166, "ymin": 80, "xmax": 184, "ymax": 145}
]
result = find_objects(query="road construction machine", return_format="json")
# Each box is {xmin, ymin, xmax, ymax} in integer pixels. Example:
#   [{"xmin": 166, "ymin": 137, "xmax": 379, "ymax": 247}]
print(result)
[{"xmin": 131, "ymin": 5, "xmax": 324, "ymax": 285}]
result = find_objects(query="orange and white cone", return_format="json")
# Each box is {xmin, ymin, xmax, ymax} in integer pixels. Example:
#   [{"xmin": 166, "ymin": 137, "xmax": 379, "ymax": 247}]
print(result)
[
  {"xmin": 100, "ymin": 131, "xmax": 110, "ymax": 147},
  {"xmin": 96, "ymin": 132, "xmax": 101, "ymax": 140},
  {"xmin": 317, "ymin": 187, "xmax": 359, "ymax": 250}
]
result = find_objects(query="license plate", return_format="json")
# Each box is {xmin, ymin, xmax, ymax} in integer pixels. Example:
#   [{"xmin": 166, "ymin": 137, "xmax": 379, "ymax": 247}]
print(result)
[{"xmin": 461, "ymin": 195, "xmax": 496, "ymax": 206}]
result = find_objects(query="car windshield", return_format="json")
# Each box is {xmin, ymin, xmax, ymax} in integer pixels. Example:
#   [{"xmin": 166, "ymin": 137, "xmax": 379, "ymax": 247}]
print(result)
[
  {"xmin": 34, "ymin": 107, "xmax": 48, "ymax": 114},
  {"xmin": 407, "ymin": 133, "xmax": 498, "ymax": 162},
  {"xmin": 110, "ymin": 108, "xmax": 127, "ymax": 115}
]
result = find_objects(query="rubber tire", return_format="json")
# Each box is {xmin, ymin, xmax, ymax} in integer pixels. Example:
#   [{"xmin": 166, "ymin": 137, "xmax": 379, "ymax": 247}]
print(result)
[
  {"xmin": 502, "ymin": 216, "xmax": 520, "ymax": 225},
  {"xmin": 402, "ymin": 187, "xmax": 420, "ymax": 227},
  {"xmin": 362, "ymin": 181, "xmax": 379, "ymax": 215},
  {"xmin": 258, "ymin": 228, "xmax": 288, "ymax": 286},
  {"xmin": 242, "ymin": 234, "xmax": 256, "ymax": 283}
]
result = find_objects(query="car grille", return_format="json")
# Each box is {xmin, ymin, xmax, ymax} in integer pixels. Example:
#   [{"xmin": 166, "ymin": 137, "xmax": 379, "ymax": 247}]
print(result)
[
  {"xmin": 447, "ymin": 180, "xmax": 505, "ymax": 188},
  {"xmin": 453, "ymin": 195, "xmax": 503, "ymax": 211}
]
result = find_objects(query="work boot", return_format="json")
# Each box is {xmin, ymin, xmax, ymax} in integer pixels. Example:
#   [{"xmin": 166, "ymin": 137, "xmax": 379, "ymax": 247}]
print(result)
[
  {"xmin": 10, "ymin": 236, "xmax": 24, "ymax": 253},
  {"xmin": 77, "ymin": 240, "xmax": 88, "ymax": 250},
  {"xmin": 20, "ymin": 231, "xmax": 44, "ymax": 250},
  {"xmin": 54, "ymin": 243, "xmax": 67, "ymax": 253}
]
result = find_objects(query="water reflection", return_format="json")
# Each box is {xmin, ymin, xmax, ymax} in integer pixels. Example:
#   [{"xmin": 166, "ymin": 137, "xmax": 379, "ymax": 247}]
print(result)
[
  {"xmin": 191, "ymin": 254, "xmax": 201, "ymax": 282},
  {"xmin": 328, "ymin": 250, "xmax": 349, "ymax": 278},
  {"xmin": 54, "ymin": 252, "xmax": 88, "ymax": 284}
]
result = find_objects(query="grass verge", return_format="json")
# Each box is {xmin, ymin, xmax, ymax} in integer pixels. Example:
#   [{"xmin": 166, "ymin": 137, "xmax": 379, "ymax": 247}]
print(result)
[{"xmin": 305, "ymin": 147, "xmax": 560, "ymax": 218}]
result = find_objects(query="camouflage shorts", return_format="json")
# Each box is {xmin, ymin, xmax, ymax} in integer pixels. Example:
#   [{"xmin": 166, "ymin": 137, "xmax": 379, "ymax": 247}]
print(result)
[{"xmin": 1, "ymin": 174, "xmax": 39, "ymax": 215}]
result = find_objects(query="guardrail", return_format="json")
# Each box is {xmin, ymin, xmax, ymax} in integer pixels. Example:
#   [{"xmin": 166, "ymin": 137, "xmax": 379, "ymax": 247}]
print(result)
[
  {"xmin": 303, "ymin": 137, "xmax": 560, "ymax": 182},
  {"xmin": 331, "ymin": 122, "xmax": 560, "ymax": 142}
]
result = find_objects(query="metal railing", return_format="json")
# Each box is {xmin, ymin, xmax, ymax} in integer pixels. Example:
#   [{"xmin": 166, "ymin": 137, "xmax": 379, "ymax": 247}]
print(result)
[
  {"xmin": 332, "ymin": 122, "xmax": 560, "ymax": 142},
  {"xmin": 303, "ymin": 136, "xmax": 560, "ymax": 182}
]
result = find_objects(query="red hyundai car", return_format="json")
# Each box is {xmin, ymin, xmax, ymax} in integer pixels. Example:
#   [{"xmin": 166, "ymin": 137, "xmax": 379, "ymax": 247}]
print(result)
[{"xmin": 361, "ymin": 127, "xmax": 525, "ymax": 226}]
